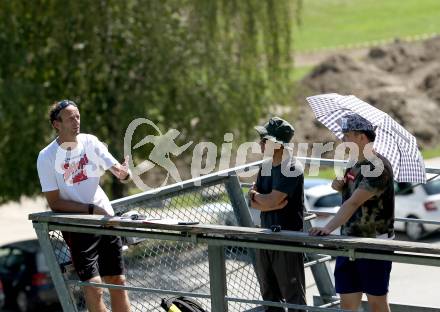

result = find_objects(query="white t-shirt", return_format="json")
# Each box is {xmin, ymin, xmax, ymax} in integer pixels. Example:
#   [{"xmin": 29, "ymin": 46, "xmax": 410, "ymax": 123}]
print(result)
[{"xmin": 37, "ymin": 133, "xmax": 118, "ymax": 215}]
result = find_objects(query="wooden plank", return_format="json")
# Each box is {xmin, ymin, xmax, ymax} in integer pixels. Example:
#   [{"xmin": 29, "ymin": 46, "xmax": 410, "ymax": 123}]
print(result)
[{"xmin": 29, "ymin": 212, "xmax": 440, "ymax": 256}]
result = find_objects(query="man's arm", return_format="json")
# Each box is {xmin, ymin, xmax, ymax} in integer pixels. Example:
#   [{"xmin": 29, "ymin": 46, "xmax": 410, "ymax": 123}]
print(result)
[
  {"xmin": 44, "ymin": 190, "xmax": 109, "ymax": 215},
  {"xmin": 251, "ymin": 195, "xmax": 288, "ymax": 211},
  {"xmin": 309, "ymin": 188, "xmax": 375, "ymax": 235},
  {"xmin": 90, "ymin": 135, "xmax": 131, "ymax": 182},
  {"xmin": 249, "ymin": 190, "xmax": 288, "ymax": 212}
]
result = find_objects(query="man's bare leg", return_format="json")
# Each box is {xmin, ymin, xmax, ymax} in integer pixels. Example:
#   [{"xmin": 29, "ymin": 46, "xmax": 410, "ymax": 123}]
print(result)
[
  {"xmin": 103, "ymin": 275, "xmax": 131, "ymax": 312},
  {"xmin": 366, "ymin": 293, "xmax": 391, "ymax": 312},
  {"xmin": 340, "ymin": 292, "xmax": 362, "ymax": 311},
  {"xmin": 83, "ymin": 276, "xmax": 107, "ymax": 312}
]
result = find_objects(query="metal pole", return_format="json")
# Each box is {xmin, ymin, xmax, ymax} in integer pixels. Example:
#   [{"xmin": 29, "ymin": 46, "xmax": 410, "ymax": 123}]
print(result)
[
  {"xmin": 224, "ymin": 174, "xmax": 255, "ymax": 228},
  {"xmin": 33, "ymin": 222, "xmax": 77, "ymax": 312},
  {"xmin": 225, "ymin": 174, "xmax": 258, "ymax": 265},
  {"xmin": 208, "ymin": 245, "xmax": 228, "ymax": 312},
  {"xmin": 303, "ymin": 194, "xmax": 337, "ymax": 305}
]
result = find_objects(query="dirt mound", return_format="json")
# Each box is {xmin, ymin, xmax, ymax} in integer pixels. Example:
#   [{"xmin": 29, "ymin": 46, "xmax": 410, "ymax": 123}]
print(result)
[
  {"xmin": 418, "ymin": 65, "xmax": 440, "ymax": 103},
  {"xmin": 294, "ymin": 36, "xmax": 440, "ymax": 148}
]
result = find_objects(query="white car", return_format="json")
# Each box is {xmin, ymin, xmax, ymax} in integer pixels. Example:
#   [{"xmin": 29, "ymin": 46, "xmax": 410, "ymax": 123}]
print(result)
[
  {"xmin": 394, "ymin": 179, "xmax": 440, "ymax": 240},
  {"xmin": 304, "ymin": 184, "xmax": 342, "ymax": 234}
]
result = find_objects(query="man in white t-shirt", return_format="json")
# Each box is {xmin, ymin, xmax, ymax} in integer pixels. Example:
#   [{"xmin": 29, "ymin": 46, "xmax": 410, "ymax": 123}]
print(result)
[{"xmin": 37, "ymin": 100, "xmax": 131, "ymax": 312}]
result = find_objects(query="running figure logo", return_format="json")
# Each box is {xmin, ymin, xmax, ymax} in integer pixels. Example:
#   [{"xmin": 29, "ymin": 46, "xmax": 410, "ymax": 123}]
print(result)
[{"xmin": 124, "ymin": 118, "xmax": 193, "ymax": 191}]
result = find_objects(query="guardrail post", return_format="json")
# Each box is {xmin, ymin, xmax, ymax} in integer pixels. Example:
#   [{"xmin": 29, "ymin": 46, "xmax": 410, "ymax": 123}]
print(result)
[
  {"xmin": 208, "ymin": 245, "xmax": 228, "ymax": 312},
  {"xmin": 225, "ymin": 174, "xmax": 258, "ymax": 266},
  {"xmin": 303, "ymin": 199, "xmax": 337, "ymax": 305},
  {"xmin": 33, "ymin": 222, "xmax": 77, "ymax": 312},
  {"xmin": 225, "ymin": 174, "xmax": 255, "ymax": 228}
]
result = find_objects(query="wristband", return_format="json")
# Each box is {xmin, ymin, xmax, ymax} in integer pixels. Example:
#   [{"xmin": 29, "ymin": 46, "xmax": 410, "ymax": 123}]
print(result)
[{"xmin": 88, "ymin": 204, "xmax": 94, "ymax": 214}]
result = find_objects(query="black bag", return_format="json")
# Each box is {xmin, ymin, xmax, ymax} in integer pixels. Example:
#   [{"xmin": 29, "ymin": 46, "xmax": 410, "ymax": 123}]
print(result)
[{"xmin": 161, "ymin": 296, "xmax": 207, "ymax": 312}]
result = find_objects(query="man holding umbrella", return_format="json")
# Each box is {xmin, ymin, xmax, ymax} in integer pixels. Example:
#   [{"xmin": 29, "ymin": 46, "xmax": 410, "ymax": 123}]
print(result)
[{"xmin": 309, "ymin": 114, "xmax": 395, "ymax": 312}]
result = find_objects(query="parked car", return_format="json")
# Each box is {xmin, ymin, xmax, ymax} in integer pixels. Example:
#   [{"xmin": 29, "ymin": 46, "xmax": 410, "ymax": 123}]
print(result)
[
  {"xmin": 0, "ymin": 239, "xmax": 74, "ymax": 312},
  {"xmin": 305, "ymin": 184, "xmax": 342, "ymax": 234},
  {"xmin": 304, "ymin": 178, "xmax": 332, "ymax": 190},
  {"xmin": 394, "ymin": 179, "xmax": 440, "ymax": 240},
  {"xmin": 0, "ymin": 278, "xmax": 5, "ymax": 310}
]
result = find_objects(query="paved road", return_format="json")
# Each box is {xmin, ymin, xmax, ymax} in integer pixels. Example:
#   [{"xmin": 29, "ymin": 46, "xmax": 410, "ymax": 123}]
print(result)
[
  {"xmin": 305, "ymin": 231, "xmax": 440, "ymax": 309},
  {"xmin": 0, "ymin": 197, "xmax": 44, "ymax": 246}
]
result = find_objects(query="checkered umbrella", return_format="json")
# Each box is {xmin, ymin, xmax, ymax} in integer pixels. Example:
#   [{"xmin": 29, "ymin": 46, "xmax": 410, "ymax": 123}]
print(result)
[{"xmin": 306, "ymin": 93, "xmax": 426, "ymax": 183}]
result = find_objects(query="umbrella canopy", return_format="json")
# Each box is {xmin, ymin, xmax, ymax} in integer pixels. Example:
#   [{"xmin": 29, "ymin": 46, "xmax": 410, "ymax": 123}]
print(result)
[{"xmin": 306, "ymin": 93, "xmax": 426, "ymax": 183}]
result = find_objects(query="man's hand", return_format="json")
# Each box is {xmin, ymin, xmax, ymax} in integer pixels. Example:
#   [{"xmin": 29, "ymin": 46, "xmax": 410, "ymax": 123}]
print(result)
[
  {"xmin": 248, "ymin": 182, "xmax": 258, "ymax": 201},
  {"xmin": 119, "ymin": 155, "xmax": 130, "ymax": 180},
  {"xmin": 309, "ymin": 227, "xmax": 332, "ymax": 236},
  {"xmin": 331, "ymin": 178, "xmax": 345, "ymax": 192},
  {"xmin": 111, "ymin": 155, "xmax": 131, "ymax": 182}
]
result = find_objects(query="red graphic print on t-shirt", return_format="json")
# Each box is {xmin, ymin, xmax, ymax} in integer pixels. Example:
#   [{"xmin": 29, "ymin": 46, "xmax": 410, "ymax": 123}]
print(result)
[{"xmin": 62, "ymin": 153, "xmax": 89, "ymax": 184}]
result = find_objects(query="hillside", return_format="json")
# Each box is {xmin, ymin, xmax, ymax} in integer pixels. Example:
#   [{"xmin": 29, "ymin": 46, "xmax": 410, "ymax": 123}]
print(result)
[{"xmin": 294, "ymin": 36, "xmax": 440, "ymax": 149}]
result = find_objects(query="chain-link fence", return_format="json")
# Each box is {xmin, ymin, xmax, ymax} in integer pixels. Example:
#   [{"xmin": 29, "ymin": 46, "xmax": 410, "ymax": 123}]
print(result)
[
  {"xmin": 31, "ymin": 158, "xmax": 440, "ymax": 312},
  {"xmin": 46, "ymin": 176, "xmax": 263, "ymax": 312}
]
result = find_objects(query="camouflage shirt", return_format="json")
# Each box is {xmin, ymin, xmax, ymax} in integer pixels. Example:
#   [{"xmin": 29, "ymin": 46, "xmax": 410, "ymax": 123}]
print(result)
[{"xmin": 341, "ymin": 153, "xmax": 395, "ymax": 238}]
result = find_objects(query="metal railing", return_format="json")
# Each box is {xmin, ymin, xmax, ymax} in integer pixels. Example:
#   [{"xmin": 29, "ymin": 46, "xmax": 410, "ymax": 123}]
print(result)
[{"xmin": 29, "ymin": 157, "xmax": 440, "ymax": 312}]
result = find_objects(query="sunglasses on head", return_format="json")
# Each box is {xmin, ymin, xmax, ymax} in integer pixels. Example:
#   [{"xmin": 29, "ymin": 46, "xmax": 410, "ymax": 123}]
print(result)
[{"xmin": 51, "ymin": 100, "xmax": 77, "ymax": 122}]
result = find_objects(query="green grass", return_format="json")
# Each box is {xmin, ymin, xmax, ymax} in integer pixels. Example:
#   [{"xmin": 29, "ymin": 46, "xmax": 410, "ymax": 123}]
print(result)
[
  {"xmin": 294, "ymin": 0, "xmax": 440, "ymax": 52},
  {"xmin": 421, "ymin": 145, "xmax": 440, "ymax": 159},
  {"xmin": 307, "ymin": 167, "xmax": 337, "ymax": 180},
  {"xmin": 292, "ymin": 65, "xmax": 313, "ymax": 81}
]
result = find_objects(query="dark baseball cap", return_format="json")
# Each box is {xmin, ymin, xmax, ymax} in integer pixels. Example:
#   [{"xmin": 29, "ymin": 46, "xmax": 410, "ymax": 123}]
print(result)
[
  {"xmin": 340, "ymin": 114, "xmax": 374, "ymax": 133},
  {"xmin": 255, "ymin": 117, "xmax": 295, "ymax": 145}
]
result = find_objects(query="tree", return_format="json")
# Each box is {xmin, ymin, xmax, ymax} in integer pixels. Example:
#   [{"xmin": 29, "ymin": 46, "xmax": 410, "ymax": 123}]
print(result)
[{"xmin": 0, "ymin": 0, "xmax": 301, "ymax": 202}]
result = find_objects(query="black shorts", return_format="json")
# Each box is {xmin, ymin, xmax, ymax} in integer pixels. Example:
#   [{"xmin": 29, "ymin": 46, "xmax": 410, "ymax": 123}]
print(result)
[
  {"xmin": 62, "ymin": 232, "xmax": 125, "ymax": 281},
  {"xmin": 335, "ymin": 256, "xmax": 392, "ymax": 296}
]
